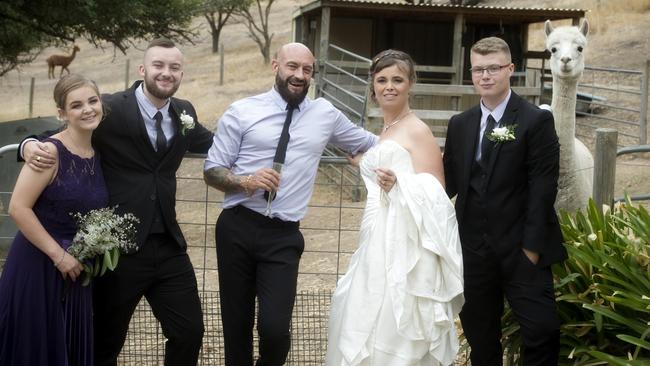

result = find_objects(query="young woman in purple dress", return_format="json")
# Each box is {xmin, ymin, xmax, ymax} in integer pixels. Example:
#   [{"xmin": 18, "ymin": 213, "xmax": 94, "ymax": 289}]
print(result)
[{"xmin": 0, "ymin": 74, "xmax": 108, "ymax": 365}]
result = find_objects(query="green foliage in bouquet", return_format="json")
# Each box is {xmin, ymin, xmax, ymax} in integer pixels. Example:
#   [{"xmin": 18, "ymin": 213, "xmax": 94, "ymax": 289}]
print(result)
[
  {"xmin": 500, "ymin": 197, "xmax": 650, "ymax": 365},
  {"xmin": 67, "ymin": 206, "xmax": 139, "ymax": 286}
]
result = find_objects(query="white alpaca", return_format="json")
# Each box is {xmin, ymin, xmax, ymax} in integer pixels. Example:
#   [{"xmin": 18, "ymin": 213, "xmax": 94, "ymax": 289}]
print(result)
[{"xmin": 545, "ymin": 19, "xmax": 594, "ymax": 213}]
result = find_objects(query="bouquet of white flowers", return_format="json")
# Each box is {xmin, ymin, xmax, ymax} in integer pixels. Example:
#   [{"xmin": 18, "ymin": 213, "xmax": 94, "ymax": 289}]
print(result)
[{"xmin": 67, "ymin": 206, "xmax": 139, "ymax": 286}]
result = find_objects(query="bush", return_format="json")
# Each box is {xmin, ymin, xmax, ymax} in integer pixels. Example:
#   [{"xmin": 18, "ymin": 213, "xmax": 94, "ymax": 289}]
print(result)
[{"xmin": 501, "ymin": 197, "xmax": 650, "ymax": 365}]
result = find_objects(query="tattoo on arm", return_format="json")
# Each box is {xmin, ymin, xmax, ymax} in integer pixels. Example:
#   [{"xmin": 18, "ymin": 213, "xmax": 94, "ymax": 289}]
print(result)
[{"xmin": 204, "ymin": 167, "xmax": 246, "ymax": 193}]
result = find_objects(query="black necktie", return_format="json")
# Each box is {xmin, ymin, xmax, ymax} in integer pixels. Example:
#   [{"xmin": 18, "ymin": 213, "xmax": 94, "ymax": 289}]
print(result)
[
  {"xmin": 264, "ymin": 105, "xmax": 296, "ymax": 200},
  {"xmin": 154, "ymin": 111, "xmax": 166, "ymax": 156},
  {"xmin": 480, "ymin": 114, "xmax": 497, "ymax": 165}
]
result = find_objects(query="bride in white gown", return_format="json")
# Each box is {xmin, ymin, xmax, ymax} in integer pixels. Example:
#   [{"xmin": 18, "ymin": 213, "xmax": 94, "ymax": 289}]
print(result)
[{"xmin": 326, "ymin": 50, "xmax": 464, "ymax": 366}]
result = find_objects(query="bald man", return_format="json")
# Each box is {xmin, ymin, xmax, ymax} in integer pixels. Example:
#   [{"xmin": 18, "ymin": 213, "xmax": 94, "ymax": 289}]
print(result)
[
  {"xmin": 204, "ymin": 43, "xmax": 378, "ymax": 365},
  {"xmin": 22, "ymin": 38, "xmax": 214, "ymax": 365}
]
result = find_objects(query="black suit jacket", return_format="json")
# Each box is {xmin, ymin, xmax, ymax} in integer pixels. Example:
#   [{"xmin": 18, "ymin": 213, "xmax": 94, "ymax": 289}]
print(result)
[
  {"xmin": 20, "ymin": 81, "xmax": 214, "ymax": 249},
  {"xmin": 443, "ymin": 91, "xmax": 566, "ymax": 267},
  {"xmin": 96, "ymin": 81, "xmax": 213, "ymax": 248}
]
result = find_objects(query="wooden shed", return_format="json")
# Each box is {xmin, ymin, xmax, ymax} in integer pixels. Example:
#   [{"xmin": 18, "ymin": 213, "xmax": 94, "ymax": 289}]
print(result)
[
  {"xmin": 292, "ymin": 0, "xmax": 587, "ymax": 148},
  {"xmin": 293, "ymin": 0, "xmax": 586, "ymax": 85}
]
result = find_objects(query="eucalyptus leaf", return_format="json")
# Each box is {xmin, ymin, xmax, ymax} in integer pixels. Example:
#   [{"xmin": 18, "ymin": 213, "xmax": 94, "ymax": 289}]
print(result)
[
  {"xmin": 93, "ymin": 260, "xmax": 100, "ymax": 276},
  {"xmin": 102, "ymin": 250, "xmax": 113, "ymax": 274},
  {"xmin": 82, "ymin": 273, "xmax": 91, "ymax": 287},
  {"xmin": 111, "ymin": 247, "xmax": 120, "ymax": 270}
]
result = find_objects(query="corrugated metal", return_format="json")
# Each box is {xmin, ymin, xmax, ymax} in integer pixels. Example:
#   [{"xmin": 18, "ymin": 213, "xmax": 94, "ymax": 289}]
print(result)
[{"xmin": 323, "ymin": 0, "xmax": 585, "ymax": 13}]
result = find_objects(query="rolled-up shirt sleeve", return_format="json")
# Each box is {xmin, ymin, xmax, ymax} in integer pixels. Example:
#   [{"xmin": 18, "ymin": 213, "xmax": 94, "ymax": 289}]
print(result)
[{"xmin": 204, "ymin": 106, "xmax": 242, "ymax": 171}]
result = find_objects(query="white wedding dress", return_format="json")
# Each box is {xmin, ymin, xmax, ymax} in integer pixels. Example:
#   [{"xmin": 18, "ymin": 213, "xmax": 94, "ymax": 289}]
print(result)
[{"xmin": 326, "ymin": 140, "xmax": 465, "ymax": 366}]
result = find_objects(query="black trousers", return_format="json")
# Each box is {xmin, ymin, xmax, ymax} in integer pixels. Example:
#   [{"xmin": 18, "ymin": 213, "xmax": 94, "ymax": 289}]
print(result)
[
  {"xmin": 93, "ymin": 233, "xmax": 205, "ymax": 366},
  {"xmin": 215, "ymin": 205, "xmax": 304, "ymax": 366},
  {"xmin": 459, "ymin": 243, "xmax": 560, "ymax": 366}
]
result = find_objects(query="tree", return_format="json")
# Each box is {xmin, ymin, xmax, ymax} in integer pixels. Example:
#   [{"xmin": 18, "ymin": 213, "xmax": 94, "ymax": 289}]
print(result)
[
  {"xmin": 0, "ymin": 18, "xmax": 46, "ymax": 77},
  {"xmin": 0, "ymin": 0, "xmax": 202, "ymax": 76},
  {"xmin": 202, "ymin": 0, "xmax": 251, "ymax": 53},
  {"xmin": 236, "ymin": 0, "xmax": 276, "ymax": 64}
]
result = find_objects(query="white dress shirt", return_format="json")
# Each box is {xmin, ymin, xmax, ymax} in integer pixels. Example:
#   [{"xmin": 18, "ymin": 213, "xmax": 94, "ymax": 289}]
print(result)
[
  {"xmin": 476, "ymin": 89, "xmax": 511, "ymax": 161},
  {"xmin": 135, "ymin": 84, "xmax": 174, "ymax": 150}
]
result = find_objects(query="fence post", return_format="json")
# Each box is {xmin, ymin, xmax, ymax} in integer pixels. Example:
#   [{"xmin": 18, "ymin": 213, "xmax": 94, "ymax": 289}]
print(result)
[
  {"xmin": 592, "ymin": 128, "xmax": 618, "ymax": 209},
  {"xmin": 124, "ymin": 59, "xmax": 130, "ymax": 90},
  {"xmin": 639, "ymin": 59, "xmax": 649, "ymax": 144},
  {"xmin": 28, "ymin": 77, "xmax": 35, "ymax": 118},
  {"xmin": 317, "ymin": 6, "xmax": 331, "ymax": 98},
  {"xmin": 219, "ymin": 43, "xmax": 224, "ymax": 86}
]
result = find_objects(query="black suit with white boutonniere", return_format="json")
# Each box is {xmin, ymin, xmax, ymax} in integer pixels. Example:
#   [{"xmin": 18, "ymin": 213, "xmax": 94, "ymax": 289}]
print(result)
[
  {"xmin": 443, "ymin": 90, "xmax": 566, "ymax": 366},
  {"xmin": 91, "ymin": 80, "xmax": 213, "ymax": 365}
]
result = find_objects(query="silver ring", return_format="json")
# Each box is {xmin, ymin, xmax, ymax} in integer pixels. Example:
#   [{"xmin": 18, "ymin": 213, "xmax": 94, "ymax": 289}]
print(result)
[{"xmin": 36, "ymin": 156, "xmax": 41, "ymax": 162}]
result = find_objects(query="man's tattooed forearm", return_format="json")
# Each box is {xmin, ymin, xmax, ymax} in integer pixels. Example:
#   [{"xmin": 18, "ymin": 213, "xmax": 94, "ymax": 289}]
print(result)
[{"xmin": 204, "ymin": 167, "xmax": 245, "ymax": 193}]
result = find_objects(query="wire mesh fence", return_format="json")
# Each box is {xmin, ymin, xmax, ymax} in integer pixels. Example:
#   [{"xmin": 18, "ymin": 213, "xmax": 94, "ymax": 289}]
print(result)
[
  {"xmin": 575, "ymin": 64, "xmax": 649, "ymax": 145},
  {"xmin": 118, "ymin": 290, "xmax": 332, "ymax": 365},
  {"xmin": 537, "ymin": 62, "xmax": 650, "ymax": 146}
]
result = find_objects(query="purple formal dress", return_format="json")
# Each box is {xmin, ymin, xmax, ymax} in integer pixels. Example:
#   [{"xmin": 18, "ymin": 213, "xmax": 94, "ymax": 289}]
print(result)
[{"xmin": 0, "ymin": 138, "xmax": 108, "ymax": 366}]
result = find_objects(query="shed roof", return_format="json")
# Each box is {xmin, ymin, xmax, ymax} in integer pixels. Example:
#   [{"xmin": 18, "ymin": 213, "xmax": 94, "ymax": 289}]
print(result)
[{"xmin": 295, "ymin": 0, "xmax": 587, "ymax": 23}]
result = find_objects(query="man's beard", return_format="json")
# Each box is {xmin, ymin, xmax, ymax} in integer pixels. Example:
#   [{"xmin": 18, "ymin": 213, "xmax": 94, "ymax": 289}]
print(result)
[
  {"xmin": 275, "ymin": 74, "xmax": 309, "ymax": 107},
  {"xmin": 144, "ymin": 74, "xmax": 180, "ymax": 100}
]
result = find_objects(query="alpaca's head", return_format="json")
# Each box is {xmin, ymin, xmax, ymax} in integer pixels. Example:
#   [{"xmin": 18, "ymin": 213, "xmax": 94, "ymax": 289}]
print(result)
[{"xmin": 545, "ymin": 19, "xmax": 588, "ymax": 80}]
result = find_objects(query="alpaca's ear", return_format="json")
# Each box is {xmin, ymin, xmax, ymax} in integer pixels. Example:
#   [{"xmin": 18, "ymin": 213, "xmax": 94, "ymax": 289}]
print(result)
[
  {"xmin": 544, "ymin": 20, "xmax": 554, "ymax": 36},
  {"xmin": 579, "ymin": 18, "xmax": 589, "ymax": 37}
]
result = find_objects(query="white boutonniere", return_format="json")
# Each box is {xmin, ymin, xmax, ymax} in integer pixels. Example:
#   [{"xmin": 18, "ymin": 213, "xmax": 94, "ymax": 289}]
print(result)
[
  {"xmin": 179, "ymin": 110, "xmax": 195, "ymax": 135},
  {"xmin": 487, "ymin": 124, "xmax": 517, "ymax": 144}
]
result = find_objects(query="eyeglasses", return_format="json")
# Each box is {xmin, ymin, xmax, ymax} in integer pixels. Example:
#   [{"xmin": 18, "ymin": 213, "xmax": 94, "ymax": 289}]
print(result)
[{"xmin": 470, "ymin": 64, "xmax": 511, "ymax": 76}]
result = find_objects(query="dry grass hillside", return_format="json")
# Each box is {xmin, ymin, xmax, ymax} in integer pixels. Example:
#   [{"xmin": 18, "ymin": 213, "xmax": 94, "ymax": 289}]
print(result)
[
  {"xmin": 0, "ymin": 0, "xmax": 649, "ymax": 126},
  {"xmin": 503, "ymin": 0, "xmax": 650, "ymax": 70},
  {"xmin": 2, "ymin": 0, "xmax": 648, "ymax": 199},
  {"xmin": 0, "ymin": 0, "xmax": 309, "ymax": 127},
  {"xmin": 0, "ymin": 0, "xmax": 648, "ymax": 205}
]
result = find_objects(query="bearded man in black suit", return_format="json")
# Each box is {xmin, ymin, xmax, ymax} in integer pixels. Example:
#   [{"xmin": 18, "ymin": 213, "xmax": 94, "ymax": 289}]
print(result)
[
  {"xmin": 20, "ymin": 38, "xmax": 213, "ymax": 366},
  {"xmin": 442, "ymin": 37, "xmax": 566, "ymax": 366}
]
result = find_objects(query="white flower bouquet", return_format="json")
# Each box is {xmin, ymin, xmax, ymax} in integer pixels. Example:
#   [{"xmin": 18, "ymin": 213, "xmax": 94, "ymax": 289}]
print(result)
[{"xmin": 67, "ymin": 206, "xmax": 139, "ymax": 286}]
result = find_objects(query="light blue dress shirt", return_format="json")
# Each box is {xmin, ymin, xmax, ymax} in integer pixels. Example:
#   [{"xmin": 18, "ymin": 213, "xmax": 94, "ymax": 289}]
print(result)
[
  {"xmin": 476, "ymin": 89, "xmax": 511, "ymax": 161},
  {"xmin": 205, "ymin": 88, "xmax": 378, "ymax": 221},
  {"xmin": 135, "ymin": 84, "xmax": 174, "ymax": 150}
]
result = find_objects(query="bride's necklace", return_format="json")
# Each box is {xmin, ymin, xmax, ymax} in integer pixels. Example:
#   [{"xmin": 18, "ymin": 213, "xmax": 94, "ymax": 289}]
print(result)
[
  {"xmin": 63, "ymin": 130, "xmax": 95, "ymax": 175},
  {"xmin": 383, "ymin": 110, "xmax": 411, "ymax": 132}
]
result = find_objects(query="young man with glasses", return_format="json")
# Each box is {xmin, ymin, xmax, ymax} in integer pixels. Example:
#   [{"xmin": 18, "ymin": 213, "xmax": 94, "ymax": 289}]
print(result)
[{"xmin": 443, "ymin": 36, "xmax": 566, "ymax": 366}]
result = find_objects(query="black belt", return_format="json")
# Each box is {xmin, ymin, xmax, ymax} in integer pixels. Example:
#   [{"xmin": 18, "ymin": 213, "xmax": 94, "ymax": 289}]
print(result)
[{"xmin": 227, "ymin": 205, "xmax": 300, "ymax": 229}]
